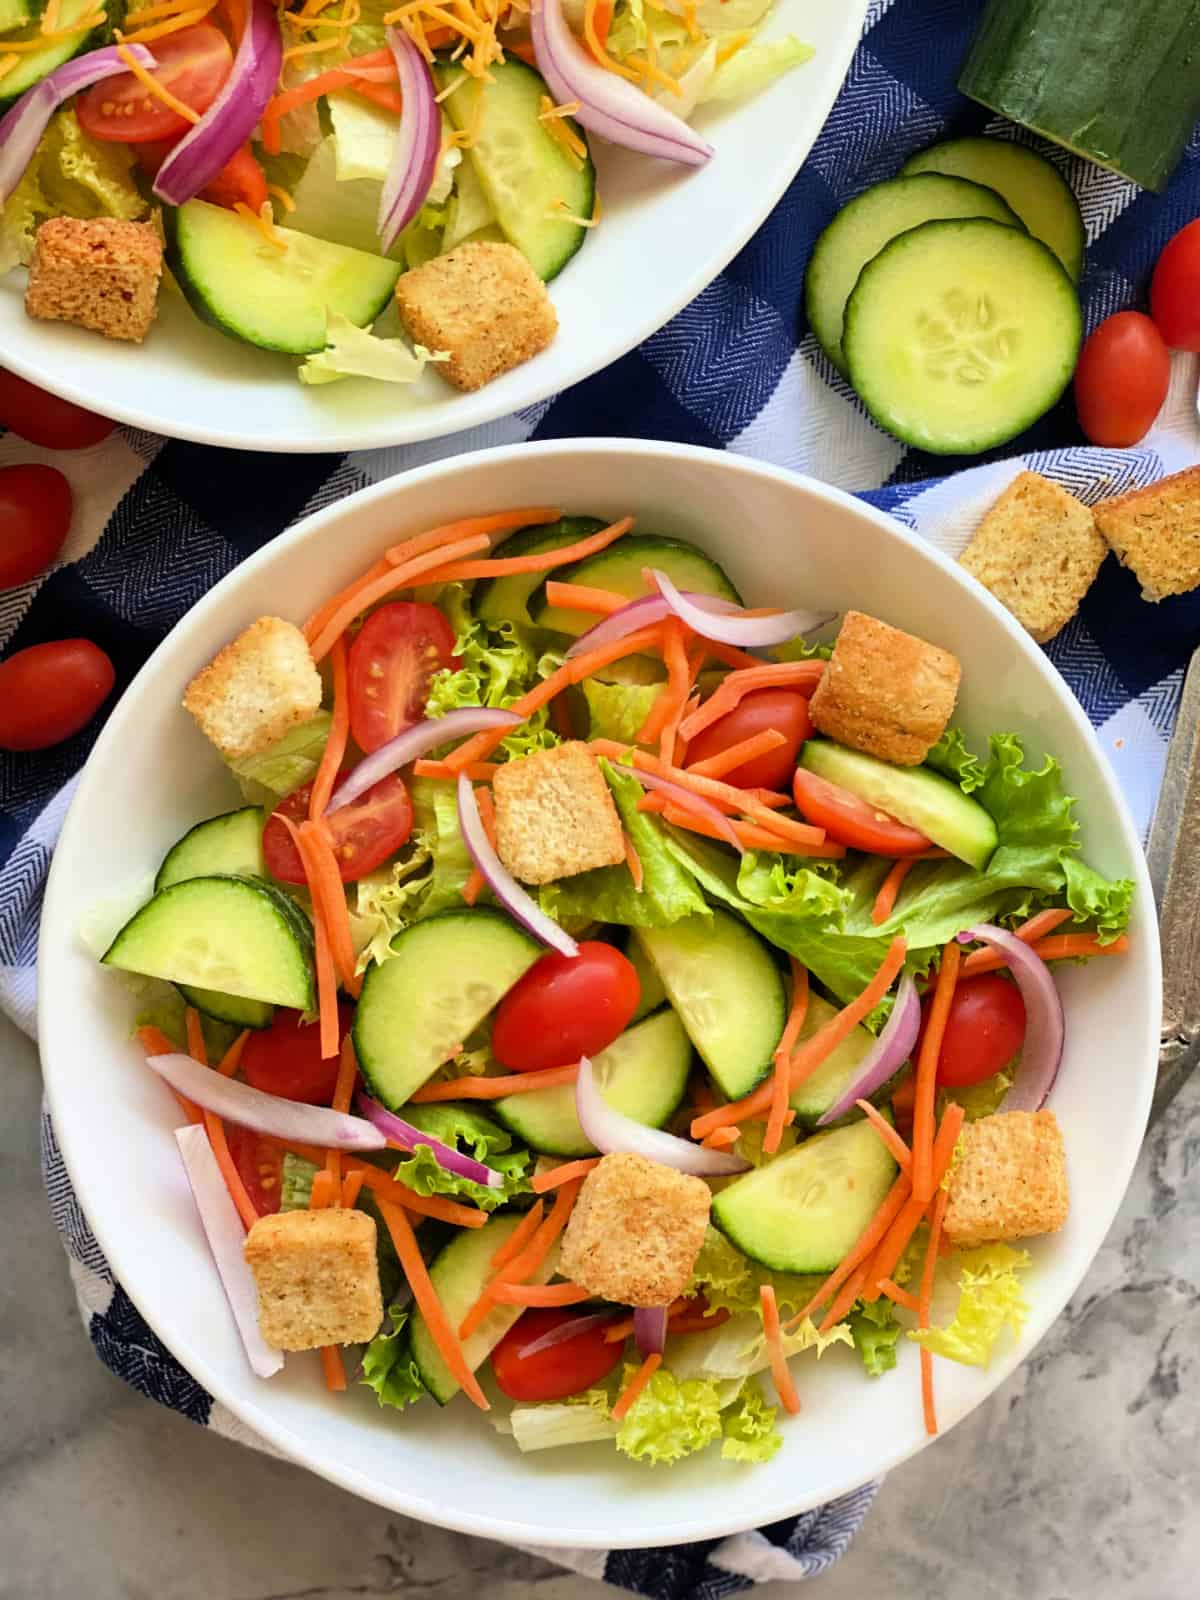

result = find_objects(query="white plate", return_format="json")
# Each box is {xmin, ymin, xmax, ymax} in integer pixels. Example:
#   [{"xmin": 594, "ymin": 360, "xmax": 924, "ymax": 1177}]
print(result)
[
  {"xmin": 39, "ymin": 440, "xmax": 1160, "ymax": 1547},
  {"xmin": 0, "ymin": 3, "xmax": 866, "ymax": 452}
]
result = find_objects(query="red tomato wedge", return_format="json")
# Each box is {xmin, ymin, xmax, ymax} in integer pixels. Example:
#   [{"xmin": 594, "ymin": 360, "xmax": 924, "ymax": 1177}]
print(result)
[
  {"xmin": 1074, "ymin": 312, "xmax": 1170, "ymax": 447},
  {"xmin": 491, "ymin": 1309, "xmax": 623, "ymax": 1402},
  {"xmin": 490, "ymin": 942, "xmax": 641, "ymax": 1073},
  {"xmin": 76, "ymin": 23, "xmax": 232, "ymax": 143},
  {"xmin": 242, "ymin": 1004, "xmax": 355, "ymax": 1104},
  {"xmin": 0, "ymin": 465, "xmax": 72, "ymax": 589},
  {"xmin": 225, "ymin": 1125, "xmax": 284, "ymax": 1217},
  {"xmin": 683, "ymin": 688, "xmax": 813, "ymax": 790},
  {"xmin": 263, "ymin": 774, "xmax": 413, "ymax": 884},
  {"xmin": 136, "ymin": 138, "xmax": 268, "ymax": 211},
  {"xmin": 792, "ymin": 767, "xmax": 931, "ymax": 855},
  {"xmin": 347, "ymin": 601, "xmax": 460, "ymax": 753},
  {"xmin": 917, "ymin": 974, "xmax": 1026, "ymax": 1089},
  {"xmin": 0, "ymin": 639, "xmax": 115, "ymax": 751},
  {"xmin": 1150, "ymin": 218, "xmax": 1200, "ymax": 352},
  {"xmin": 0, "ymin": 369, "xmax": 114, "ymax": 450}
]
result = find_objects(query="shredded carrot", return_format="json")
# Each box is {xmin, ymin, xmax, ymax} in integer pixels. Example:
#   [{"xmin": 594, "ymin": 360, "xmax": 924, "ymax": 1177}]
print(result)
[
  {"xmin": 636, "ymin": 618, "xmax": 687, "ymax": 744},
  {"xmin": 216, "ymin": 1032, "xmax": 249, "ymax": 1078},
  {"xmin": 531, "ymin": 1158, "xmax": 600, "ymax": 1193},
  {"xmin": 622, "ymin": 830, "xmax": 644, "ymax": 892},
  {"xmin": 961, "ymin": 931, "xmax": 1129, "ymax": 978},
  {"xmin": 310, "ymin": 1169, "xmax": 337, "ymax": 1209},
  {"xmin": 659, "ymin": 803, "xmax": 846, "ymax": 858},
  {"xmin": 460, "ymin": 1179, "xmax": 582, "ymax": 1338},
  {"xmin": 122, "ymin": 2, "xmax": 215, "ymax": 44},
  {"xmin": 489, "ymin": 1281, "xmax": 593, "ymax": 1306},
  {"xmin": 185, "ymin": 1006, "xmax": 208, "ymax": 1065},
  {"xmin": 266, "ymin": 181, "xmax": 295, "ymax": 213},
  {"xmin": 679, "ymin": 662, "xmax": 826, "ymax": 742},
  {"xmin": 277, "ymin": 817, "xmax": 350, "ymax": 1059},
  {"xmin": 299, "ymin": 822, "xmax": 361, "ymax": 995},
  {"xmin": 685, "ymin": 728, "xmax": 787, "ymax": 782},
  {"xmin": 701, "ymin": 1125, "xmax": 740, "ymax": 1149},
  {"xmin": 340, "ymin": 1168, "xmax": 365, "ymax": 1208},
  {"xmin": 410, "ymin": 1063, "xmax": 580, "ymax": 1101},
  {"xmin": 324, "ymin": 1034, "xmax": 358, "ymax": 1188},
  {"xmin": 920, "ymin": 1188, "xmax": 949, "ymax": 1436},
  {"xmin": 700, "ymin": 638, "xmax": 774, "ymax": 673},
  {"xmin": 913, "ymin": 941, "xmax": 960, "ymax": 1203},
  {"xmin": 544, "ymin": 580, "xmax": 627, "ymax": 615},
  {"xmin": 461, "ymin": 787, "xmax": 497, "ymax": 906},
  {"xmin": 787, "ymin": 1173, "xmax": 911, "ymax": 1329},
  {"xmin": 760, "ymin": 1286, "xmax": 800, "ymax": 1415},
  {"xmin": 856, "ymin": 1099, "xmax": 912, "ymax": 1173},
  {"xmin": 872, "ymin": 858, "xmax": 915, "ymax": 927},
  {"xmin": 309, "ymin": 636, "xmax": 349, "ymax": 820},
  {"xmin": 345, "ymin": 1160, "xmax": 488, "ymax": 1227},
  {"xmin": 818, "ymin": 1262, "xmax": 870, "ymax": 1334},
  {"xmin": 860, "ymin": 1103, "xmax": 964, "ymax": 1303},
  {"xmin": 413, "ymin": 759, "xmax": 501, "ymax": 781},
  {"xmin": 765, "ymin": 961, "xmax": 808, "ymax": 1156},
  {"xmin": 489, "ymin": 1201, "xmax": 545, "ymax": 1270},
  {"xmin": 879, "ymin": 1278, "xmax": 919, "ymax": 1313},
  {"xmin": 612, "ymin": 1352, "xmax": 663, "ymax": 1420},
  {"xmin": 184, "ymin": 1008, "xmax": 260, "ymax": 1232},
  {"xmin": 419, "ymin": 515, "xmax": 632, "ymax": 585},
  {"xmin": 1012, "ymin": 907, "xmax": 1075, "ymax": 943},
  {"xmin": 319, "ymin": 1346, "xmax": 347, "ymax": 1390},
  {"xmin": 583, "ymin": 0, "xmax": 636, "ymax": 77},
  {"xmin": 384, "ymin": 507, "xmax": 564, "ymax": 568},
  {"xmin": 137, "ymin": 1024, "xmax": 183, "ymax": 1058}
]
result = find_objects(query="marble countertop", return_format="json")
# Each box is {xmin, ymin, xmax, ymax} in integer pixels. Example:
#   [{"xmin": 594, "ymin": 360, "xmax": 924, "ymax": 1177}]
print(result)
[{"xmin": 4, "ymin": 1007, "xmax": 1197, "ymax": 1600}]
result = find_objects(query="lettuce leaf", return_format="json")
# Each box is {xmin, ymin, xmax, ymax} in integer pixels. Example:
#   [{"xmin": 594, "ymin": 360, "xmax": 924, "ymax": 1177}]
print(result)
[
  {"xmin": 581, "ymin": 678, "xmax": 663, "ymax": 745},
  {"xmin": 940, "ymin": 1068, "xmax": 1013, "ymax": 1123},
  {"xmin": 615, "ymin": 1364, "xmax": 725, "ymax": 1465},
  {"xmin": 350, "ymin": 844, "xmax": 435, "ymax": 968},
  {"xmin": 388, "ymin": 1104, "xmax": 532, "ymax": 1211},
  {"xmin": 909, "ymin": 1243, "xmax": 1031, "ymax": 1368},
  {"xmin": 227, "ymin": 713, "xmax": 332, "ymax": 803},
  {"xmin": 1062, "ymin": 855, "xmax": 1134, "ymax": 943},
  {"xmin": 299, "ymin": 312, "xmax": 447, "ymax": 387},
  {"xmin": 668, "ymin": 1309, "xmax": 851, "ymax": 1387},
  {"xmin": 848, "ymin": 1298, "xmax": 901, "ymax": 1378},
  {"xmin": 685, "ymin": 1228, "xmax": 820, "ymax": 1320},
  {"xmin": 362, "ymin": 1306, "xmax": 425, "ymax": 1410},
  {"xmin": 702, "ymin": 35, "xmax": 814, "ymax": 103},
  {"xmin": 720, "ymin": 1379, "xmax": 782, "ymax": 1462},
  {"xmin": 2, "ymin": 109, "xmax": 145, "ymax": 266},
  {"xmin": 509, "ymin": 1389, "xmax": 620, "ymax": 1451}
]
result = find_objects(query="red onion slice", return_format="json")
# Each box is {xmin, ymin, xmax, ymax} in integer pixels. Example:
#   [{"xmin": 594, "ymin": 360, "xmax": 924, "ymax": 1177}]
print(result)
[
  {"xmin": 457, "ymin": 774, "xmax": 579, "ymax": 958},
  {"xmin": 175, "ymin": 1124, "xmax": 283, "ymax": 1378},
  {"xmin": 623, "ymin": 764, "xmax": 743, "ymax": 852},
  {"xmin": 649, "ymin": 569, "xmax": 832, "ymax": 650},
  {"xmin": 531, "ymin": 0, "xmax": 712, "ymax": 166},
  {"xmin": 564, "ymin": 591, "xmax": 743, "ymax": 659},
  {"xmin": 378, "ymin": 27, "xmax": 440, "ymax": 251},
  {"xmin": 519, "ymin": 1309, "xmax": 619, "ymax": 1358},
  {"xmin": 147, "ymin": 1054, "xmax": 387, "ymax": 1150},
  {"xmin": 634, "ymin": 1304, "xmax": 669, "ymax": 1356},
  {"xmin": 575, "ymin": 1056, "xmax": 750, "ymax": 1174},
  {"xmin": 0, "ymin": 44, "xmax": 156, "ymax": 203},
  {"xmin": 154, "ymin": 0, "xmax": 282, "ymax": 205},
  {"xmin": 816, "ymin": 974, "xmax": 921, "ymax": 1126},
  {"xmin": 355, "ymin": 1090, "xmax": 503, "ymax": 1188},
  {"xmin": 327, "ymin": 708, "xmax": 520, "ymax": 814},
  {"xmin": 957, "ymin": 925, "xmax": 1064, "ymax": 1112}
]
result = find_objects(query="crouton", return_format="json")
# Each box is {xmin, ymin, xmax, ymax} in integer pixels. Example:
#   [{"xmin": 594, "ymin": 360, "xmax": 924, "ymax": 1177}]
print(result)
[
  {"xmin": 183, "ymin": 616, "xmax": 323, "ymax": 761},
  {"xmin": 243, "ymin": 1207, "xmax": 383, "ymax": 1351},
  {"xmin": 808, "ymin": 610, "xmax": 961, "ymax": 765},
  {"xmin": 943, "ymin": 1111, "xmax": 1069, "ymax": 1249},
  {"xmin": 25, "ymin": 217, "xmax": 163, "ymax": 344},
  {"xmin": 1093, "ymin": 466, "xmax": 1200, "ymax": 601},
  {"xmin": 559, "ymin": 1152, "xmax": 711, "ymax": 1307},
  {"xmin": 492, "ymin": 741, "xmax": 625, "ymax": 884},
  {"xmin": 960, "ymin": 471, "xmax": 1108, "ymax": 643},
  {"xmin": 394, "ymin": 240, "xmax": 557, "ymax": 392}
]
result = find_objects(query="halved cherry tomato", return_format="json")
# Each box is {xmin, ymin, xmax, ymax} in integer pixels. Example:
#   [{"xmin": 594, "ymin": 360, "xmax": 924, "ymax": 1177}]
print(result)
[
  {"xmin": 135, "ymin": 138, "xmax": 268, "ymax": 211},
  {"xmin": 1074, "ymin": 311, "xmax": 1170, "ymax": 447},
  {"xmin": 916, "ymin": 974, "xmax": 1026, "ymax": 1089},
  {"xmin": 1150, "ymin": 217, "xmax": 1200, "ymax": 351},
  {"xmin": 792, "ymin": 767, "xmax": 930, "ymax": 856},
  {"xmin": 76, "ymin": 23, "xmax": 232, "ymax": 143},
  {"xmin": 0, "ymin": 639, "xmax": 115, "ymax": 751},
  {"xmin": 262, "ymin": 774, "xmax": 414, "ymax": 885},
  {"xmin": 347, "ymin": 602, "xmax": 460, "ymax": 753},
  {"xmin": 0, "ymin": 464, "xmax": 72, "ymax": 589},
  {"xmin": 491, "ymin": 942, "xmax": 641, "ymax": 1073},
  {"xmin": 491, "ymin": 1308, "xmax": 623, "ymax": 1402},
  {"xmin": 242, "ymin": 1003, "xmax": 355, "ymax": 1103},
  {"xmin": 225, "ymin": 1125, "xmax": 283, "ymax": 1217},
  {"xmin": 684, "ymin": 688, "xmax": 812, "ymax": 790},
  {"xmin": 0, "ymin": 369, "xmax": 114, "ymax": 450}
]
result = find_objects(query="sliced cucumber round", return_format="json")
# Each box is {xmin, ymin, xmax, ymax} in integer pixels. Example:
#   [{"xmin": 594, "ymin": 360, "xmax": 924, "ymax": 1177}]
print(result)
[
  {"xmin": 155, "ymin": 808, "xmax": 266, "ymax": 893},
  {"xmin": 806, "ymin": 174, "xmax": 1023, "ymax": 375},
  {"xmin": 901, "ymin": 136, "xmax": 1085, "ymax": 283},
  {"xmin": 625, "ymin": 932, "xmax": 668, "ymax": 1023},
  {"xmin": 0, "ymin": 0, "xmax": 103, "ymax": 106},
  {"xmin": 177, "ymin": 984, "xmax": 274, "ymax": 1030},
  {"xmin": 475, "ymin": 517, "xmax": 606, "ymax": 627},
  {"xmin": 842, "ymin": 218, "xmax": 1081, "ymax": 456},
  {"xmin": 788, "ymin": 991, "xmax": 904, "ymax": 1127},
  {"xmin": 530, "ymin": 535, "xmax": 742, "ymax": 638}
]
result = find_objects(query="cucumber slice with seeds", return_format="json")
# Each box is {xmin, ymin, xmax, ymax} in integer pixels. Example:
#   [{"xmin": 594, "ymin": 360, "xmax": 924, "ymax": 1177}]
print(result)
[{"xmin": 155, "ymin": 808, "xmax": 266, "ymax": 892}]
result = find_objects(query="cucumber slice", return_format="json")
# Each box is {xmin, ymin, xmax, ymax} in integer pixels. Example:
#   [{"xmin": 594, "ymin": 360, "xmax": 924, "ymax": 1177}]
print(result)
[
  {"xmin": 103, "ymin": 877, "xmax": 314, "ymax": 1010},
  {"xmin": 165, "ymin": 200, "xmax": 401, "ymax": 355},
  {"xmin": 903, "ymin": 138, "xmax": 1085, "ymax": 281},
  {"xmin": 530, "ymin": 535, "xmax": 742, "ymax": 638},
  {"xmin": 712, "ymin": 1119, "xmax": 897, "ymax": 1274},
  {"xmin": 788, "ymin": 991, "xmax": 905, "ymax": 1127},
  {"xmin": 155, "ymin": 808, "xmax": 266, "ymax": 892},
  {"xmin": 842, "ymin": 218, "xmax": 1081, "ymax": 455},
  {"xmin": 410, "ymin": 1213, "xmax": 560, "ymax": 1404},
  {"xmin": 475, "ymin": 517, "xmax": 605, "ymax": 627},
  {"xmin": 633, "ymin": 909, "xmax": 785, "ymax": 1100},
  {"xmin": 800, "ymin": 739, "xmax": 998, "ymax": 870},
  {"xmin": 806, "ymin": 174, "xmax": 1022, "ymax": 376},
  {"xmin": 625, "ymin": 933, "xmax": 667, "ymax": 1023},
  {"xmin": 354, "ymin": 908, "xmax": 540, "ymax": 1110},
  {"xmin": 0, "ymin": 0, "xmax": 103, "ymax": 105},
  {"xmin": 436, "ymin": 56, "xmax": 594, "ymax": 282},
  {"xmin": 177, "ymin": 984, "xmax": 274, "ymax": 1030},
  {"xmin": 0, "ymin": 0, "xmax": 33, "ymax": 31},
  {"xmin": 493, "ymin": 1007, "xmax": 692, "ymax": 1156}
]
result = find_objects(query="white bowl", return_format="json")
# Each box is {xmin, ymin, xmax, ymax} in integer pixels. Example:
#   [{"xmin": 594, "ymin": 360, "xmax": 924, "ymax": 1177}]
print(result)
[
  {"xmin": 0, "ymin": 3, "xmax": 866, "ymax": 452},
  {"xmin": 39, "ymin": 440, "xmax": 1159, "ymax": 1547}
]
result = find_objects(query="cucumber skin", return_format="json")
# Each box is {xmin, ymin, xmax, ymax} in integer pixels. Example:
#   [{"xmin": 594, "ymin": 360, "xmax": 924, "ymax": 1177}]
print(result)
[
  {"xmin": 475, "ymin": 517, "xmax": 606, "ymax": 626},
  {"xmin": 155, "ymin": 808, "xmax": 266, "ymax": 894}
]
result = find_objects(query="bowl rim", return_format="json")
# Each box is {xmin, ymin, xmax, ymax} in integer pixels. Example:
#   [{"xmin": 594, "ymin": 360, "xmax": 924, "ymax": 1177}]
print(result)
[{"xmin": 38, "ymin": 437, "xmax": 1161, "ymax": 1545}]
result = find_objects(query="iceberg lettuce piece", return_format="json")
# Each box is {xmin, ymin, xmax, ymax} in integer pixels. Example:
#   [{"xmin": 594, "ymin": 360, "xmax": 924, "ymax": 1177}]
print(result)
[
  {"xmin": 2, "ymin": 109, "xmax": 145, "ymax": 266},
  {"xmin": 702, "ymin": 35, "xmax": 814, "ymax": 103},
  {"xmin": 298, "ymin": 311, "xmax": 447, "ymax": 387}
]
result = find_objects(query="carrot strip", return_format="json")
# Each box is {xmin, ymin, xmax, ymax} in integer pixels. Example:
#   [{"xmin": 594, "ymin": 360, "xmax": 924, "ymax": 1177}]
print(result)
[
  {"xmin": 182, "ymin": 1009, "xmax": 260, "ymax": 1230},
  {"xmin": 410, "ymin": 1063, "xmax": 580, "ymax": 1102},
  {"xmin": 308, "ymin": 636, "xmax": 348, "ymax": 821},
  {"xmin": 685, "ymin": 728, "xmax": 787, "ymax": 781},
  {"xmin": 787, "ymin": 1173, "xmax": 911, "ymax": 1329},
  {"xmin": 216, "ymin": 1031, "xmax": 249, "ymax": 1078},
  {"xmin": 662, "ymin": 636, "xmax": 705, "ymax": 766},
  {"xmin": 531, "ymin": 1158, "xmax": 600, "ymax": 1193},
  {"xmin": 872, "ymin": 858, "xmax": 915, "ymax": 927},
  {"xmin": 760, "ymin": 1286, "xmax": 800, "ymax": 1415},
  {"xmin": 659, "ymin": 804, "xmax": 839, "ymax": 858},
  {"xmin": 701, "ymin": 1126, "xmax": 740, "ymax": 1149},
  {"xmin": 461, "ymin": 787, "xmax": 497, "ymax": 906},
  {"xmin": 413, "ymin": 759, "xmax": 501, "ymax": 781},
  {"xmin": 489, "ymin": 1281, "xmax": 593, "ymax": 1306},
  {"xmin": 137, "ymin": 1024, "xmax": 180, "ymax": 1058},
  {"xmin": 345, "ymin": 1161, "xmax": 488, "ymax": 1227},
  {"xmin": 324, "ymin": 1033, "xmax": 358, "ymax": 1188},
  {"xmin": 185, "ymin": 1006, "xmax": 208, "ymax": 1065},
  {"xmin": 1010, "ymin": 907, "xmax": 1075, "ymax": 944},
  {"xmin": 700, "ymin": 638, "xmax": 773, "ymax": 672},
  {"xmin": 612, "ymin": 1352, "xmax": 662, "ymax": 1421},
  {"xmin": 340, "ymin": 1169, "xmax": 365, "ymax": 1208},
  {"xmin": 913, "ymin": 941, "xmax": 960, "ymax": 1203},
  {"xmin": 861, "ymin": 1104, "xmax": 964, "ymax": 1303},
  {"xmin": 961, "ymin": 931, "xmax": 1129, "ymax": 978},
  {"xmin": 679, "ymin": 662, "xmax": 826, "ymax": 742},
  {"xmin": 818, "ymin": 1263, "xmax": 870, "ymax": 1335},
  {"xmin": 920, "ymin": 1188, "xmax": 949, "ymax": 1436},
  {"xmin": 260, "ymin": 50, "xmax": 399, "ymax": 155},
  {"xmin": 636, "ymin": 618, "xmax": 687, "ymax": 744},
  {"xmin": 320, "ymin": 1346, "xmax": 347, "ymax": 1391},
  {"xmin": 879, "ymin": 1278, "xmax": 919, "ymax": 1313},
  {"xmin": 459, "ymin": 1180, "xmax": 582, "ymax": 1338},
  {"xmin": 426, "ymin": 516, "xmax": 633, "ymax": 585},
  {"xmin": 310, "ymin": 1169, "xmax": 337, "ymax": 1209},
  {"xmin": 384, "ymin": 507, "xmax": 566, "ymax": 568},
  {"xmin": 622, "ymin": 830, "xmax": 644, "ymax": 891},
  {"xmin": 856, "ymin": 1099, "xmax": 913, "ymax": 1173},
  {"xmin": 489, "ymin": 1201, "xmax": 545, "ymax": 1270},
  {"xmin": 299, "ymin": 820, "xmax": 361, "ymax": 996},
  {"xmin": 376, "ymin": 1199, "xmax": 490, "ymax": 1409},
  {"xmin": 765, "ymin": 961, "xmax": 808, "ymax": 1156},
  {"xmin": 544, "ymin": 579, "xmax": 626, "ymax": 615}
]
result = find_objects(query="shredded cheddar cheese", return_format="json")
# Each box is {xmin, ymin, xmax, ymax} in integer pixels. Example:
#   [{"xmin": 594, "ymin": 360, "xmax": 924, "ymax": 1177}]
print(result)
[
  {"xmin": 235, "ymin": 201, "xmax": 290, "ymax": 250},
  {"xmin": 548, "ymin": 197, "xmax": 598, "ymax": 227},
  {"xmin": 267, "ymin": 181, "xmax": 297, "ymax": 211},
  {"xmin": 114, "ymin": 35, "xmax": 203, "ymax": 121},
  {"xmin": 2, "ymin": 10, "xmax": 102, "ymax": 50},
  {"xmin": 584, "ymin": 0, "xmax": 639, "ymax": 81},
  {"xmin": 123, "ymin": 1, "xmax": 218, "ymax": 45},
  {"xmin": 681, "ymin": 1, "xmax": 700, "ymax": 40},
  {"xmin": 0, "ymin": 53, "xmax": 18, "ymax": 80},
  {"xmin": 537, "ymin": 94, "xmax": 586, "ymax": 165},
  {"xmin": 40, "ymin": 0, "xmax": 61, "ymax": 32},
  {"xmin": 715, "ymin": 29, "xmax": 751, "ymax": 64}
]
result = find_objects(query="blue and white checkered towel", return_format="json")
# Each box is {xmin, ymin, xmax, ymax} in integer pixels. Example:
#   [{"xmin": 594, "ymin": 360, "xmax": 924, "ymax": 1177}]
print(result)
[{"xmin": 4, "ymin": 0, "xmax": 1200, "ymax": 1591}]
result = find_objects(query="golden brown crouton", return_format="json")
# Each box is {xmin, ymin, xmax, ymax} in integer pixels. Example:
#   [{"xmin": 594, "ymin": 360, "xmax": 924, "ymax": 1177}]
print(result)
[
  {"xmin": 492, "ymin": 741, "xmax": 624, "ymax": 884},
  {"xmin": 26, "ymin": 217, "xmax": 163, "ymax": 344},
  {"xmin": 943, "ymin": 1111, "xmax": 1069, "ymax": 1249},
  {"xmin": 1093, "ymin": 466, "xmax": 1200, "ymax": 601},
  {"xmin": 243, "ymin": 1207, "xmax": 383, "ymax": 1351},
  {"xmin": 960, "ymin": 471, "xmax": 1108, "ymax": 643},
  {"xmin": 808, "ymin": 610, "xmax": 961, "ymax": 765},
  {"xmin": 183, "ymin": 616, "xmax": 322, "ymax": 761},
  {"xmin": 560, "ymin": 1152, "xmax": 711, "ymax": 1307},
  {"xmin": 394, "ymin": 240, "xmax": 557, "ymax": 392}
]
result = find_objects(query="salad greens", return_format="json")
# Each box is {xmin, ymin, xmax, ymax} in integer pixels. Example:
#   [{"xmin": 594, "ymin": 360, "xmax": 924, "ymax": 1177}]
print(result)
[{"xmin": 909, "ymin": 1244, "xmax": 1032, "ymax": 1368}]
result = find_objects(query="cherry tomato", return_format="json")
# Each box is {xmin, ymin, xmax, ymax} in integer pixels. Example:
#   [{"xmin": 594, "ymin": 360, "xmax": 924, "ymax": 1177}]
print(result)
[
  {"xmin": 684, "ymin": 688, "xmax": 813, "ymax": 790},
  {"xmin": 0, "ymin": 369, "xmax": 114, "ymax": 450},
  {"xmin": 1074, "ymin": 312, "xmax": 1170, "ymax": 447},
  {"xmin": 77, "ymin": 24, "xmax": 232, "ymax": 143},
  {"xmin": 917, "ymin": 974, "xmax": 1027, "ymax": 1089},
  {"xmin": 491, "ymin": 1308, "xmax": 624, "ymax": 1402},
  {"xmin": 225, "ymin": 1125, "xmax": 283, "ymax": 1217},
  {"xmin": 242, "ymin": 1004, "xmax": 355, "ymax": 1103},
  {"xmin": 262, "ymin": 773, "xmax": 414, "ymax": 885},
  {"xmin": 347, "ymin": 602, "xmax": 460, "ymax": 753},
  {"xmin": 792, "ymin": 768, "xmax": 931, "ymax": 856},
  {"xmin": 1150, "ymin": 217, "xmax": 1200, "ymax": 351},
  {"xmin": 0, "ymin": 639, "xmax": 115, "ymax": 751},
  {"xmin": 136, "ymin": 139, "xmax": 269, "ymax": 212},
  {"xmin": 491, "ymin": 942, "xmax": 641, "ymax": 1073},
  {"xmin": 0, "ymin": 464, "xmax": 72, "ymax": 589}
]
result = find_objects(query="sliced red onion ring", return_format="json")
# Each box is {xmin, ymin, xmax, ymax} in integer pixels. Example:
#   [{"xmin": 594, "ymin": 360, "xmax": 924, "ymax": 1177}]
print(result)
[
  {"xmin": 0, "ymin": 44, "xmax": 156, "ymax": 203},
  {"xmin": 649, "ymin": 569, "xmax": 832, "ymax": 650},
  {"xmin": 531, "ymin": 0, "xmax": 712, "ymax": 166},
  {"xmin": 634, "ymin": 1304, "xmax": 669, "ymax": 1356},
  {"xmin": 147, "ymin": 1054, "xmax": 387, "ymax": 1150},
  {"xmin": 154, "ymin": 0, "xmax": 281, "ymax": 204},
  {"xmin": 457, "ymin": 774, "xmax": 579, "ymax": 958},
  {"xmin": 565, "ymin": 591, "xmax": 742, "ymax": 659},
  {"xmin": 519, "ymin": 1309, "xmax": 620, "ymax": 1358},
  {"xmin": 957, "ymin": 925, "xmax": 1064, "ymax": 1112},
  {"xmin": 356, "ymin": 1090, "xmax": 503, "ymax": 1188},
  {"xmin": 816, "ymin": 974, "xmax": 921, "ymax": 1126},
  {"xmin": 575, "ymin": 1056, "xmax": 750, "ymax": 1175},
  {"xmin": 621, "ymin": 764, "xmax": 742, "ymax": 852},
  {"xmin": 327, "ymin": 708, "xmax": 520, "ymax": 814},
  {"xmin": 378, "ymin": 27, "xmax": 439, "ymax": 251},
  {"xmin": 175, "ymin": 1124, "xmax": 283, "ymax": 1378}
]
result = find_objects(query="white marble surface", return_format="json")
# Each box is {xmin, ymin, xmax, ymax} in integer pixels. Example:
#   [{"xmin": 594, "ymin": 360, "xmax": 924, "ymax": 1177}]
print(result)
[{"xmin": 3, "ymin": 1006, "xmax": 1197, "ymax": 1600}]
